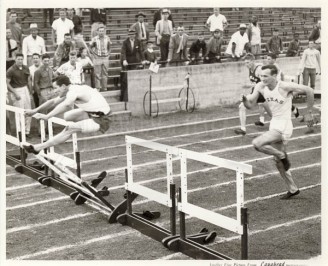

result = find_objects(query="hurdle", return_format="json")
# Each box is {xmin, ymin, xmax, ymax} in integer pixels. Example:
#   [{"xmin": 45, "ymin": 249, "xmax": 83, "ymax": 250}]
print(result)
[
  {"xmin": 6, "ymin": 105, "xmax": 134, "ymax": 223},
  {"xmin": 118, "ymin": 136, "xmax": 252, "ymax": 260}
]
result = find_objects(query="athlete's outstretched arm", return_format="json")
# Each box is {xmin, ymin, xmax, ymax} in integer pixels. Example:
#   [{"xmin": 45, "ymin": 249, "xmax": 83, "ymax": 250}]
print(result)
[
  {"xmin": 242, "ymin": 82, "xmax": 263, "ymax": 109},
  {"xmin": 25, "ymin": 97, "xmax": 66, "ymax": 116}
]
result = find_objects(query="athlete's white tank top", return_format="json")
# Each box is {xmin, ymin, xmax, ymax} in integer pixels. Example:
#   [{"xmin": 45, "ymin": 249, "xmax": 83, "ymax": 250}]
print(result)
[
  {"xmin": 263, "ymin": 81, "xmax": 292, "ymax": 120},
  {"xmin": 70, "ymin": 85, "xmax": 110, "ymax": 114}
]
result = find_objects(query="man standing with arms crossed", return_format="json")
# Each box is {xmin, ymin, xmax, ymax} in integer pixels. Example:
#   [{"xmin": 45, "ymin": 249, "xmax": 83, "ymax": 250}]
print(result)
[{"xmin": 242, "ymin": 64, "xmax": 317, "ymax": 199}]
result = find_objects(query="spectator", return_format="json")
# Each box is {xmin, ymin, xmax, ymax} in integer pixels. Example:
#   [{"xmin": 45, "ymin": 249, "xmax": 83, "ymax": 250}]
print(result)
[
  {"xmin": 22, "ymin": 9, "xmax": 33, "ymax": 21},
  {"xmin": 266, "ymin": 29, "xmax": 283, "ymax": 56},
  {"xmin": 6, "ymin": 11, "xmax": 22, "ymax": 49},
  {"xmin": 189, "ymin": 32, "xmax": 207, "ymax": 65},
  {"xmin": 168, "ymin": 26, "xmax": 189, "ymax": 65},
  {"xmin": 53, "ymin": 33, "xmax": 76, "ymax": 68},
  {"xmin": 298, "ymin": 41, "xmax": 321, "ymax": 90},
  {"xmin": 309, "ymin": 20, "xmax": 321, "ymax": 53},
  {"xmin": 67, "ymin": 8, "xmax": 83, "ymax": 36},
  {"xmin": 205, "ymin": 8, "xmax": 228, "ymax": 35},
  {"xmin": 52, "ymin": 8, "xmax": 74, "ymax": 48},
  {"xmin": 90, "ymin": 8, "xmax": 107, "ymax": 39},
  {"xmin": 247, "ymin": 16, "xmax": 261, "ymax": 58},
  {"xmin": 55, "ymin": 51, "xmax": 84, "ymax": 85},
  {"xmin": 153, "ymin": 8, "xmax": 174, "ymax": 28},
  {"xmin": 28, "ymin": 53, "xmax": 41, "ymax": 107},
  {"xmin": 225, "ymin": 24, "xmax": 249, "ymax": 61},
  {"xmin": 121, "ymin": 29, "xmax": 145, "ymax": 70},
  {"xmin": 90, "ymin": 25, "xmax": 112, "ymax": 91},
  {"xmin": 144, "ymin": 41, "xmax": 157, "ymax": 64},
  {"xmin": 78, "ymin": 47, "xmax": 94, "ymax": 87},
  {"xmin": 6, "ymin": 53, "xmax": 32, "ymax": 138},
  {"xmin": 155, "ymin": 9, "xmax": 173, "ymax": 62},
  {"xmin": 34, "ymin": 54, "xmax": 56, "ymax": 108},
  {"xmin": 22, "ymin": 23, "xmax": 46, "ymax": 67},
  {"xmin": 130, "ymin": 11, "xmax": 150, "ymax": 52},
  {"xmin": 43, "ymin": 9, "xmax": 54, "ymax": 28},
  {"xmin": 6, "ymin": 28, "xmax": 18, "ymax": 70},
  {"xmin": 286, "ymin": 33, "xmax": 300, "ymax": 57},
  {"xmin": 204, "ymin": 29, "xmax": 223, "ymax": 63}
]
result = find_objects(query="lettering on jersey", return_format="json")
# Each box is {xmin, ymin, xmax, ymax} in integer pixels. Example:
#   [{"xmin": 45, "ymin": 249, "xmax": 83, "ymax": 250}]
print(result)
[{"xmin": 266, "ymin": 97, "xmax": 284, "ymax": 104}]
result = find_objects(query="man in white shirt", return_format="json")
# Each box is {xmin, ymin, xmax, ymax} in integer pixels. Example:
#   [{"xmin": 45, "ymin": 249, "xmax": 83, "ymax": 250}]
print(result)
[
  {"xmin": 247, "ymin": 16, "xmax": 261, "ymax": 58},
  {"xmin": 205, "ymin": 8, "xmax": 228, "ymax": 34},
  {"xmin": 225, "ymin": 24, "xmax": 249, "ymax": 61},
  {"xmin": 55, "ymin": 51, "xmax": 84, "ymax": 85},
  {"xmin": 52, "ymin": 8, "xmax": 74, "ymax": 48},
  {"xmin": 22, "ymin": 24, "xmax": 46, "ymax": 66}
]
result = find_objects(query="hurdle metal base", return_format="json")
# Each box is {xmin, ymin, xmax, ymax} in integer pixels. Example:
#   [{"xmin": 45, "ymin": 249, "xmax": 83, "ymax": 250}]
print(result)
[
  {"xmin": 7, "ymin": 155, "xmax": 131, "ymax": 224},
  {"xmin": 167, "ymin": 238, "xmax": 233, "ymax": 260},
  {"xmin": 117, "ymin": 213, "xmax": 172, "ymax": 242}
]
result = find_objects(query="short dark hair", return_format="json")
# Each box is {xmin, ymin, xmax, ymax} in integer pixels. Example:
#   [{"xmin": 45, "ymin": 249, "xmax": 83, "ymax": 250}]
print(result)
[
  {"xmin": 64, "ymin": 33, "xmax": 71, "ymax": 38},
  {"xmin": 42, "ymin": 53, "xmax": 50, "ymax": 60},
  {"xmin": 32, "ymin": 53, "xmax": 40, "ymax": 58},
  {"xmin": 15, "ymin": 53, "xmax": 24, "ymax": 58},
  {"xmin": 69, "ymin": 51, "xmax": 77, "ymax": 57},
  {"xmin": 59, "ymin": 8, "xmax": 67, "ymax": 12},
  {"xmin": 244, "ymin": 53, "xmax": 255, "ymax": 61},
  {"xmin": 55, "ymin": 75, "xmax": 71, "ymax": 86},
  {"xmin": 267, "ymin": 53, "xmax": 277, "ymax": 59},
  {"xmin": 10, "ymin": 11, "xmax": 17, "ymax": 16},
  {"xmin": 261, "ymin": 64, "xmax": 278, "ymax": 76}
]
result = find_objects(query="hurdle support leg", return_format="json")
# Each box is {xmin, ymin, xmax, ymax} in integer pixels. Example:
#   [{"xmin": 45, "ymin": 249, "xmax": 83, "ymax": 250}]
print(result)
[{"xmin": 241, "ymin": 207, "xmax": 249, "ymax": 260}]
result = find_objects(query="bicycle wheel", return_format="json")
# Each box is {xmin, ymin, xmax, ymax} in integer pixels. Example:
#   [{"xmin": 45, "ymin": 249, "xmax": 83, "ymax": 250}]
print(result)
[
  {"xmin": 178, "ymin": 87, "xmax": 195, "ymax": 113},
  {"xmin": 143, "ymin": 91, "xmax": 159, "ymax": 117}
]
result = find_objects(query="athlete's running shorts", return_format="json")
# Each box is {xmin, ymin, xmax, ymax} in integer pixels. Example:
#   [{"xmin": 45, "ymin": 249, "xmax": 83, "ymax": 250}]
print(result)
[{"xmin": 269, "ymin": 118, "xmax": 293, "ymax": 144}]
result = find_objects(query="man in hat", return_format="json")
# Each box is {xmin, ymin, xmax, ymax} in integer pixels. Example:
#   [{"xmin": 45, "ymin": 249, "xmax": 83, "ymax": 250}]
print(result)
[
  {"xmin": 205, "ymin": 8, "xmax": 228, "ymax": 35},
  {"xmin": 22, "ymin": 23, "xmax": 46, "ymax": 67},
  {"xmin": 225, "ymin": 24, "xmax": 249, "ymax": 61},
  {"xmin": 168, "ymin": 26, "xmax": 189, "ymax": 65},
  {"xmin": 204, "ymin": 29, "xmax": 223, "ymax": 63},
  {"xmin": 153, "ymin": 8, "xmax": 174, "ymax": 28},
  {"xmin": 90, "ymin": 25, "xmax": 112, "ymax": 91},
  {"xmin": 266, "ymin": 29, "xmax": 283, "ymax": 56},
  {"xmin": 155, "ymin": 9, "xmax": 173, "ymax": 62},
  {"xmin": 130, "ymin": 11, "xmax": 150, "ymax": 52}
]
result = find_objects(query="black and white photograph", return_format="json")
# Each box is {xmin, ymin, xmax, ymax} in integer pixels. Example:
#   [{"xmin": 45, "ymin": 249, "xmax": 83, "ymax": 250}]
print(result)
[{"xmin": 1, "ymin": 0, "xmax": 327, "ymax": 265}]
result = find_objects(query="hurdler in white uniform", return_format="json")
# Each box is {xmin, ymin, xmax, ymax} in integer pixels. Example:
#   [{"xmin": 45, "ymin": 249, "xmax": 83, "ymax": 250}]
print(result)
[
  {"xmin": 242, "ymin": 64, "xmax": 317, "ymax": 200},
  {"xmin": 23, "ymin": 75, "xmax": 111, "ymax": 155}
]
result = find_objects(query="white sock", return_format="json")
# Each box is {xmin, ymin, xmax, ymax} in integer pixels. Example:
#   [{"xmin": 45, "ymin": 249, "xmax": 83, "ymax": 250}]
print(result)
[{"xmin": 260, "ymin": 116, "xmax": 265, "ymax": 123}]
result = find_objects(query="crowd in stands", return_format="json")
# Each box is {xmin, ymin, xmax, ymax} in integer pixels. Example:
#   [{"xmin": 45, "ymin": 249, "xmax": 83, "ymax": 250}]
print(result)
[{"xmin": 5, "ymin": 7, "xmax": 321, "ymax": 137}]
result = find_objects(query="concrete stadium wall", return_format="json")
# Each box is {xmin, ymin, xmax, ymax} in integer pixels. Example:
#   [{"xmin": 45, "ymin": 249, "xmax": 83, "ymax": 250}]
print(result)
[{"xmin": 126, "ymin": 56, "xmax": 319, "ymax": 116}]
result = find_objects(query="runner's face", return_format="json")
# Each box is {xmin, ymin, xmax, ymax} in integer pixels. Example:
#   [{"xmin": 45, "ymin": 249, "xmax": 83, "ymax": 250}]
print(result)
[
  {"xmin": 55, "ymin": 83, "xmax": 69, "ymax": 97},
  {"xmin": 260, "ymin": 69, "xmax": 276, "ymax": 85}
]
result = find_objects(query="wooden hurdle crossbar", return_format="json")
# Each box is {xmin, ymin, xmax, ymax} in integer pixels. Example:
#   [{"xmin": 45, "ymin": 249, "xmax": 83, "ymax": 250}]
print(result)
[{"xmin": 119, "ymin": 136, "xmax": 252, "ymax": 260}]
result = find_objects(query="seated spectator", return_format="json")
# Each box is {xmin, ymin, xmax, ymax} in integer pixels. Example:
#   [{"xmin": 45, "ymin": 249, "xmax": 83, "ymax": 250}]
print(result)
[
  {"xmin": 225, "ymin": 24, "xmax": 249, "ymax": 61},
  {"xmin": 205, "ymin": 8, "xmax": 228, "ymax": 35},
  {"xmin": 6, "ymin": 11, "xmax": 22, "ymax": 49},
  {"xmin": 53, "ymin": 33, "xmax": 76, "ymax": 68},
  {"xmin": 78, "ymin": 47, "xmax": 94, "ymax": 87},
  {"xmin": 90, "ymin": 8, "xmax": 107, "ymax": 39},
  {"xmin": 266, "ymin": 29, "xmax": 283, "ymax": 56},
  {"xmin": 52, "ymin": 8, "xmax": 74, "ymax": 48},
  {"xmin": 144, "ymin": 41, "xmax": 157, "ymax": 64},
  {"xmin": 6, "ymin": 28, "xmax": 18, "ymax": 70},
  {"xmin": 90, "ymin": 25, "xmax": 111, "ymax": 91},
  {"xmin": 204, "ymin": 29, "xmax": 223, "ymax": 63},
  {"xmin": 309, "ymin": 20, "xmax": 321, "ymax": 53},
  {"xmin": 286, "ymin": 33, "xmax": 300, "ymax": 57},
  {"xmin": 22, "ymin": 23, "xmax": 46, "ymax": 67},
  {"xmin": 189, "ymin": 32, "xmax": 207, "ymax": 65},
  {"xmin": 130, "ymin": 11, "xmax": 150, "ymax": 52},
  {"xmin": 55, "ymin": 51, "xmax": 84, "ymax": 85},
  {"xmin": 168, "ymin": 26, "xmax": 189, "ymax": 65},
  {"xmin": 121, "ymin": 29, "xmax": 145, "ymax": 70},
  {"xmin": 67, "ymin": 8, "xmax": 83, "ymax": 36}
]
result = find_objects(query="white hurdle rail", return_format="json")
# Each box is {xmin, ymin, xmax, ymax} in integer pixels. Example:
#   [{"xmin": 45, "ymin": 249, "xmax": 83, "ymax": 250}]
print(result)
[
  {"xmin": 6, "ymin": 105, "xmax": 27, "ymax": 145},
  {"xmin": 126, "ymin": 135, "xmax": 180, "ymax": 207},
  {"xmin": 178, "ymin": 149, "xmax": 252, "ymax": 235}
]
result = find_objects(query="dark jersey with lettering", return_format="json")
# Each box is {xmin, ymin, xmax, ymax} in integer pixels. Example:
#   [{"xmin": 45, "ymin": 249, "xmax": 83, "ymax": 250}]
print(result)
[{"xmin": 249, "ymin": 64, "xmax": 262, "ymax": 84}]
